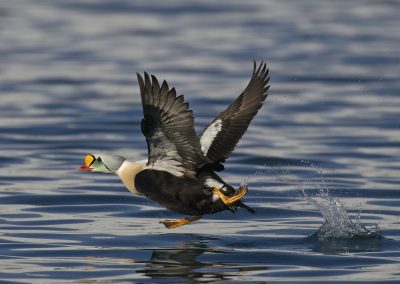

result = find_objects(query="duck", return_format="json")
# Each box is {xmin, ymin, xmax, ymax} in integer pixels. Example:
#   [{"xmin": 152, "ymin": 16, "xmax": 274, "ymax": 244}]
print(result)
[{"xmin": 79, "ymin": 61, "xmax": 270, "ymax": 229}]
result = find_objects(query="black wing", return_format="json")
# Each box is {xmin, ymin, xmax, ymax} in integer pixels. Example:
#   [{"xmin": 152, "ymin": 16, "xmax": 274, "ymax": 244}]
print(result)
[
  {"xmin": 137, "ymin": 73, "xmax": 204, "ymax": 177},
  {"xmin": 200, "ymin": 61, "xmax": 270, "ymax": 165}
]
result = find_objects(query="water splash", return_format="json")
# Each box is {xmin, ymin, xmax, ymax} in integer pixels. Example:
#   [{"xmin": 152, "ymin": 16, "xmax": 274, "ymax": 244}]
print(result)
[
  {"xmin": 303, "ymin": 184, "xmax": 381, "ymax": 241},
  {"xmin": 251, "ymin": 162, "xmax": 382, "ymax": 242}
]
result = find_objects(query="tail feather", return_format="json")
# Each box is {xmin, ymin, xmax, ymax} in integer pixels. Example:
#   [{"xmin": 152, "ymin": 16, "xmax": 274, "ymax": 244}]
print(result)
[{"xmin": 237, "ymin": 200, "xmax": 256, "ymax": 214}]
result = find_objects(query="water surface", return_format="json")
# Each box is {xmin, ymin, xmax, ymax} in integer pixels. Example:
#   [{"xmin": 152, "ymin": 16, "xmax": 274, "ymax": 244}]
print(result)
[{"xmin": 1, "ymin": 0, "xmax": 400, "ymax": 282}]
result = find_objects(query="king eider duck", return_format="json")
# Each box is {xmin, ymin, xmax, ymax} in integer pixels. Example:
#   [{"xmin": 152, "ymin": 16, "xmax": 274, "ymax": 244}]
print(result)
[{"xmin": 79, "ymin": 61, "xmax": 270, "ymax": 229}]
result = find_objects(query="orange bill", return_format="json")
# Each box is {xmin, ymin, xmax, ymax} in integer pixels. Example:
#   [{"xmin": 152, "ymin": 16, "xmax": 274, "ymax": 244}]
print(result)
[{"xmin": 78, "ymin": 154, "xmax": 94, "ymax": 171}]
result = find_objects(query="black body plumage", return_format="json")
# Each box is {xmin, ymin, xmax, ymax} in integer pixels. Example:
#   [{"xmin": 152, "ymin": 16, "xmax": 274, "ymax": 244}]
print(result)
[
  {"xmin": 135, "ymin": 169, "xmax": 231, "ymax": 215},
  {"xmin": 135, "ymin": 61, "xmax": 270, "ymax": 216}
]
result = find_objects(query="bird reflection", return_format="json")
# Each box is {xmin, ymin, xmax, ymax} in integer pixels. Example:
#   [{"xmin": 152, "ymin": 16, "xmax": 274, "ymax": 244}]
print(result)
[{"xmin": 138, "ymin": 242, "xmax": 231, "ymax": 282}]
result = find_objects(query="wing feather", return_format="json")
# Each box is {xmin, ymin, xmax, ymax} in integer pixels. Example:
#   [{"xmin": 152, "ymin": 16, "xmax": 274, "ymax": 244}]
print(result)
[
  {"xmin": 200, "ymin": 60, "xmax": 270, "ymax": 165},
  {"xmin": 137, "ymin": 73, "xmax": 204, "ymax": 177}
]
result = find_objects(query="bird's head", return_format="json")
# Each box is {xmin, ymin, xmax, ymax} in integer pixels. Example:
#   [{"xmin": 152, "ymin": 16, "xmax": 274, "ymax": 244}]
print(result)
[{"xmin": 79, "ymin": 153, "xmax": 125, "ymax": 174}]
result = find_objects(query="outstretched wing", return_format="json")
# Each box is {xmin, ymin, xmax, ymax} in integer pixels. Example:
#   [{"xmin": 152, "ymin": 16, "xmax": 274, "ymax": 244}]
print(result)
[
  {"xmin": 137, "ymin": 73, "xmax": 204, "ymax": 177},
  {"xmin": 200, "ymin": 61, "xmax": 270, "ymax": 165}
]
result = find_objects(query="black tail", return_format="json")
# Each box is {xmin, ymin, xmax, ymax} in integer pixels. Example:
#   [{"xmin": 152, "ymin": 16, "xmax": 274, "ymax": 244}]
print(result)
[{"xmin": 237, "ymin": 200, "xmax": 256, "ymax": 214}]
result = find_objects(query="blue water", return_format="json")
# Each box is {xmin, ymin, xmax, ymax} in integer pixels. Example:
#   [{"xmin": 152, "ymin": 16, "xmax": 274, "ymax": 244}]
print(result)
[{"xmin": 1, "ymin": 0, "xmax": 400, "ymax": 282}]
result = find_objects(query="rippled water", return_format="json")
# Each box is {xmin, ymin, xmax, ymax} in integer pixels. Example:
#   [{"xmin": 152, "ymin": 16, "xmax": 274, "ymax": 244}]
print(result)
[{"xmin": 1, "ymin": 0, "xmax": 400, "ymax": 282}]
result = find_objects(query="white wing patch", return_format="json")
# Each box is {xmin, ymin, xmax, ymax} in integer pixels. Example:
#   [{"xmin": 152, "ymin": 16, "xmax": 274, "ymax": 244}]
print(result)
[
  {"xmin": 200, "ymin": 119, "xmax": 222, "ymax": 155},
  {"xmin": 149, "ymin": 161, "xmax": 185, "ymax": 177},
  {"xmin": 148, "ymin": 148, "xmax": 185, "ymax": 177}
]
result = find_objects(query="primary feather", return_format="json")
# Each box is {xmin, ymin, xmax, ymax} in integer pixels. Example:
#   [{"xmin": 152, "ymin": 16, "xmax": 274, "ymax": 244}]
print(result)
[
  {"xmin": 200, "ymin": 61, "xmax": 270, "ymax": 166},
  {"xmin": 137, "ymin": 73, "xmax": 205, "ymax": 177}
]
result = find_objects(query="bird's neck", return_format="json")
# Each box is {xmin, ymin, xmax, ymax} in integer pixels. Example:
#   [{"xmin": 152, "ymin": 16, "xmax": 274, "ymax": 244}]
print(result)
[{"xmin": 115, "ymin": 160, "xmax": 147, "ymax": 195}]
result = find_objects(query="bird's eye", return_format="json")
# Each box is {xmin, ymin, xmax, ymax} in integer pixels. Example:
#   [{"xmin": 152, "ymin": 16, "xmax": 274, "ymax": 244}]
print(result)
[{"xmin": 97, "ymin": 157, "xmax": 102, "ymax": 162}]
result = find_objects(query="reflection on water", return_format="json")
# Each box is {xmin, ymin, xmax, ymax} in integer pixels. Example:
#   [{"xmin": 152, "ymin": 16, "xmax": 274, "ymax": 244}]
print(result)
[
  {"xmin": 141, "ymin": 244, "xmax": 229, "ymax": 282},
  {"xmin": 141, "ymin": 244, "xmax": 271, "ymax": 283},
  {"xmin": 142, "ymin": 248, "xmax": 207, "ymax": 280},
  {"xmin": 1, "ymin": 0, "xmax": 400, "ymax": 282}
]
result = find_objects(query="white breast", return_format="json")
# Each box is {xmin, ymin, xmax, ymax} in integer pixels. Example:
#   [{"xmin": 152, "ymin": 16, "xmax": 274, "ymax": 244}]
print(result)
[{"xmin": 115, "ymin": 160, "xmax": 147, "ymax": 195}]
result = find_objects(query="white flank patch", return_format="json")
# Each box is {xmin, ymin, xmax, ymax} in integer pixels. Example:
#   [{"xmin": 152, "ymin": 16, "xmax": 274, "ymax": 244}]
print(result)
[
  {"xmin": 205, "ymin": 178, "xmax": 226, "ymax": 202},
  {"xmin": 200, "ymin": 119, "xmax": 222, "ymax": 154},
  {"xmin": 205, "ymin": 178, "xmax": 224, "ymax": 189}
]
